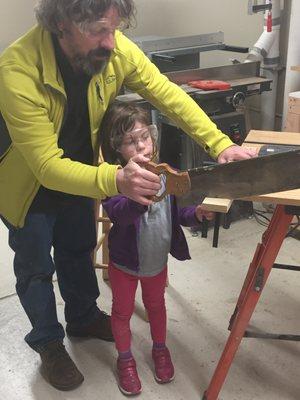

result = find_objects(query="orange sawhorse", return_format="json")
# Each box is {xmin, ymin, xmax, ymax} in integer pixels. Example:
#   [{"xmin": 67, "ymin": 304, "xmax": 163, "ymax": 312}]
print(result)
[{"xmin": 203, "ymin": 204, "xmax": 299, "ymax": 400}]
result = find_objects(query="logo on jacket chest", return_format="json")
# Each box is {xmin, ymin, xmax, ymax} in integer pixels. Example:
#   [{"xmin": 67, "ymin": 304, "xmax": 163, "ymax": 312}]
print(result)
[
  {"xmin": 95, "ymin": 75, "xmax": 116, "ymax": 103},
  {"xmin": 105, "ymin": 75, "xmax": 116, "ymax": 84}
]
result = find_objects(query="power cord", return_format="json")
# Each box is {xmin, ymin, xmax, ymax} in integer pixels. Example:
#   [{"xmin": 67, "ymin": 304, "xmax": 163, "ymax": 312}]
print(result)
[{"xmin": 253, "ymin": 208, "xmax": 300, "ymax": 239}]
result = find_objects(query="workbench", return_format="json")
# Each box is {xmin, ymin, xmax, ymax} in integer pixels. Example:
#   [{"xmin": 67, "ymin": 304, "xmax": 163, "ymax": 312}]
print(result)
[{"xmin": 201, "ymin": 130, "xmax": 300, "ymax": 400}]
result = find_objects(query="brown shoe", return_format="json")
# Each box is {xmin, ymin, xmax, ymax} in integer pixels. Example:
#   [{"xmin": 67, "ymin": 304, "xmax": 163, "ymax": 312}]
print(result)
[
  {"xmin": 40, "ymin": 341, "xmax": 84, "ymax": 391},
  {"xmin": 66, "ymin": 311, "xmax": 114, "ymax": 342}
]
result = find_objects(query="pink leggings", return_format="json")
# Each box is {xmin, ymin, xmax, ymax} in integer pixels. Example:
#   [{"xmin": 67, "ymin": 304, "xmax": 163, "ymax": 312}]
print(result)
[{"xmin": 108, "ymin": 261, "xmax": 167, "ymax": 352}]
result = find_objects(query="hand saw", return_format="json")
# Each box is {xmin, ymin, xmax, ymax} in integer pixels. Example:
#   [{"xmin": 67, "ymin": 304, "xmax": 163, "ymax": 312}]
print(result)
[{"xmin": 144, "ymin": 149, "xmax": 300, "ymax": 206}]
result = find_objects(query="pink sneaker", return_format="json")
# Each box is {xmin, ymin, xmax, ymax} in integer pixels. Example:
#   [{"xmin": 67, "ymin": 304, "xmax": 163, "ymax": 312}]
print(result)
[
  {"xmin": 117, "ymin": 357, "xmax": 142, "ymax": 395},
  {"xmin": 152, "ymin": 347, "xmax": 175, "ymax": 383}
]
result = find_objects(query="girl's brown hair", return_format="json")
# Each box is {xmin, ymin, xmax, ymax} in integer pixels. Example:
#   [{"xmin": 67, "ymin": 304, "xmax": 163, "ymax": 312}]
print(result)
[{"xmin": 100, "ymin": 101, "xmax": 156, "ymax": 166}]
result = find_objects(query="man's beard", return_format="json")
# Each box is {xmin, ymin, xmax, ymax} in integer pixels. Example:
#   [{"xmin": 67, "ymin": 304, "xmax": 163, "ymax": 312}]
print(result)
[{"xmin": 72, "ymin": 48, "xmax": 112, "ymax": 76}]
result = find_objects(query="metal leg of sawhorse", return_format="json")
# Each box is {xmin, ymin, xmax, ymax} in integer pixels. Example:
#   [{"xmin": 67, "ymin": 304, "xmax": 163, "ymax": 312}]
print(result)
[
  {"xmin": 202, "ymin": 204, "xmax": 295, "ymax": 400},
  {"xmin": 201, "ymin": 217, "xmax": 208, "ymax": 238},
  {"xmin": 201, "ymin": 213, "xmax": 223, "ymax": 248},
  {"xmin": 212, "ymin": 212, "xmax": 221, "ymax": 248}
]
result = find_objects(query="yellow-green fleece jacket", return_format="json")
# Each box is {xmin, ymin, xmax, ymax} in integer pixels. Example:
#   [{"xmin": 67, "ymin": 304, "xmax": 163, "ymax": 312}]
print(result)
[{"xmin": 0, "ymin": 25, "xmax": 233, "ymax": 227}]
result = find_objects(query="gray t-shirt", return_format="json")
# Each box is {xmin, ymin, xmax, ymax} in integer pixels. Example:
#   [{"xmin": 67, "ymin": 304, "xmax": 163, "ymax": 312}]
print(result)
[{"xmin": 115, "ymin": 178, "xmax": 172, "ymax": 277}]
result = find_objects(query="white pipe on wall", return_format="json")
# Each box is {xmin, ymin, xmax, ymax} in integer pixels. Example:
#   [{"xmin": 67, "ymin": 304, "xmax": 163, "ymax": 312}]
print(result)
[
  {"xmin": 246, "ymin": 0, "xmax": 280, "ymax": 65},
  {"xmin": 245, "ymin": 0, "xmax": 281, "ymax": 130},
  {"xmin": 260, "ymin": 0, "xmax": 281, "ymax": 130}
]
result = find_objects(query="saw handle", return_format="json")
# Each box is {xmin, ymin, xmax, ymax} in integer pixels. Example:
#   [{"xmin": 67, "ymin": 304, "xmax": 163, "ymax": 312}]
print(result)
[{"xmin": 144, "ymin": 161, "xmax": 191, "ymax": 202}]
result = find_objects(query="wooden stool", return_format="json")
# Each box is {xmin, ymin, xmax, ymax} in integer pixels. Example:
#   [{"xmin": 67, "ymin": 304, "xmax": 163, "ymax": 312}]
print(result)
[{"xmin": 93, "ymin": 200, "xmax": 111, "ymax": 281}]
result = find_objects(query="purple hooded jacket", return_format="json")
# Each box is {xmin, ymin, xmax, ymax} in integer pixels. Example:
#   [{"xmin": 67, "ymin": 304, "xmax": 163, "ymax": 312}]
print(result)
[{"xmin": 101, "ymin": 195, "xmax": 201, "ymax": 272}]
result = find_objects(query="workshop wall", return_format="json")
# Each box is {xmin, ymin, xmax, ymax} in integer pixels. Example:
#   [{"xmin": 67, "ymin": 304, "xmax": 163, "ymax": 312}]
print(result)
[
  {"xmin": 0, "ymin": 0, "xmax": 36, "ymax": 51},
  {"xmin": 0, "ymin": 0, "xmax": 263, "ymax": 64},
  {"xmin": 130, "ymin": 0, "xmax": 263, "ymax": 67}
]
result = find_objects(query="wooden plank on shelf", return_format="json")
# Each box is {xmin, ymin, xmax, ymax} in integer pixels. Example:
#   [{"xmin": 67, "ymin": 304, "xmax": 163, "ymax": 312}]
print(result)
[
  {"xmin": 245, "ymin": 130, "xmax": 300, "ymax": 145},
  {"xmin": 285, "ymin": 113, "xmax": 300, "ymax": 133},
  {"xmin": 288, "ymin": 95, "xmax": 300, "ymax": 114},
  {"xmin": 291, "ymin": 66, "xmax": 300, "ymax": 72},
  {"xmin": 285, "ymin": 95, "xmax": 300, "ymax": 132}
]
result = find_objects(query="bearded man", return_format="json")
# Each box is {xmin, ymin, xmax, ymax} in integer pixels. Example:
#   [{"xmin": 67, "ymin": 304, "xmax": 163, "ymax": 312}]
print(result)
[{"xmin": 0, "ymin": 0, "xmax": 255, "ymax": 391}]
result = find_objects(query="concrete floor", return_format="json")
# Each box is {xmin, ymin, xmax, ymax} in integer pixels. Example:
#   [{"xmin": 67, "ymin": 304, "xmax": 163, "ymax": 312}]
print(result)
[{"xmin": 0, "ymin": 217, "xmax": 300, "ymax": 400}]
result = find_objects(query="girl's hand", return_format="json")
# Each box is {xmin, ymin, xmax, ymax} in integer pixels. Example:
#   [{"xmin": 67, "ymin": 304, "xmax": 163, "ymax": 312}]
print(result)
[{"xmin": 195, "ymin": 205, "xmax": 215, "ymax": 222}]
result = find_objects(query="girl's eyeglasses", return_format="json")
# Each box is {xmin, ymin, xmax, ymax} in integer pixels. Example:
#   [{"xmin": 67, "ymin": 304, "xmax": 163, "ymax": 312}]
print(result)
[{"xmin": 116, "ymin": 125, "xmax": 158, "ymax": 150}]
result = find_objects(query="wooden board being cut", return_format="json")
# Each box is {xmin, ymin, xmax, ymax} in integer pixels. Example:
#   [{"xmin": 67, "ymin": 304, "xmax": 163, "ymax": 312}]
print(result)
[
  {"xmin": 201, "ymin": 198, "xmax": 232, "ymax": 213},
  {"xmin": 242, "ymin": 189, "xmax": 300, "ymax": 207},
  {"xmin": 200, "ymin": 130, "xmax": 300, "ymax": 208}
]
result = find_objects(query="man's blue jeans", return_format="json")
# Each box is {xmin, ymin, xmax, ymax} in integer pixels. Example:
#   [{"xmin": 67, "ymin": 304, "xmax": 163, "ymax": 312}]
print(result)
[{"xmin": 1, "ymin": 197, "xmax": 100, "ymax": 352}]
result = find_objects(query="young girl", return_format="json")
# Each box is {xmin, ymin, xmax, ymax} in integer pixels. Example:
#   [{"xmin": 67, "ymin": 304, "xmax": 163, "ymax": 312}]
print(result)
[{"xmin": 101, "ymin": 102, "xmax": 214, "ymax": 396}]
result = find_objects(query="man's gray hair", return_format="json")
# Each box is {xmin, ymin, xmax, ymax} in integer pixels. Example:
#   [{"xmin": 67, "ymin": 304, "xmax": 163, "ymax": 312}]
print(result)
[{"xmin": 35, "ymin": 0, "xmax": 136, "ymax": 34}]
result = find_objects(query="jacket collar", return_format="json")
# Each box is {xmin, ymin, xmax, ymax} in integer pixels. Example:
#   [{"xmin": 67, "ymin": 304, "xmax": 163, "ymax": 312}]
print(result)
[{"xmin": 38, "ymin": 26, "xmax": 66, "ymax": 97}]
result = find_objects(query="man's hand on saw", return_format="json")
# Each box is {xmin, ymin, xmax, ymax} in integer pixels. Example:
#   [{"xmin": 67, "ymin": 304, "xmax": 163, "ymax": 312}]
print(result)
[
  {"xmin": 217, "ymin": 145, "xmax": 258, "ymax": 164},
  {"xmin": 116, "ymin": 154, "xmax": 161, "ymax": 206}
]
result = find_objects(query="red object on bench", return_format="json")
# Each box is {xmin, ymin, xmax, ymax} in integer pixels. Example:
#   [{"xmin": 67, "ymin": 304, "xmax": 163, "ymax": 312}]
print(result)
[{"xmin": 188, "ymin": 80, "xmax": 231, "ymax": 91}]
